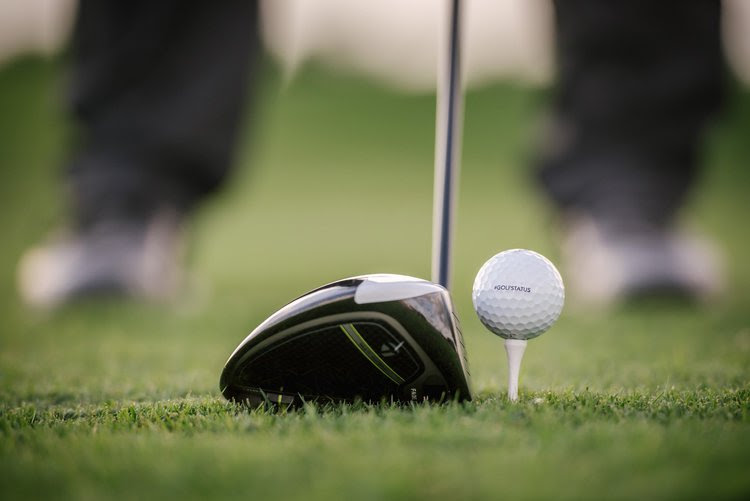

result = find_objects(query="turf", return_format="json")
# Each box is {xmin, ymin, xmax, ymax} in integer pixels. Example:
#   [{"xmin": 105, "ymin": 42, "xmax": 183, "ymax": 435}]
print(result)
[{"xmin": 1, "ymin": 56, "xmax": 749, "ymax": 500}]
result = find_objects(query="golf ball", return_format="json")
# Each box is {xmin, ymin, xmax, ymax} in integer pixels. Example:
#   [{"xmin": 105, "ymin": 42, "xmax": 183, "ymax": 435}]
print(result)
[{"xmin": 472, "ymin": 249, "xmax": 564, "ymax": 340}]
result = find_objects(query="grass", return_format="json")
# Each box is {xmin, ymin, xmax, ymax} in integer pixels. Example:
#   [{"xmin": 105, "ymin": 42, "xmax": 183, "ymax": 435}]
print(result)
[{"xmin": 1, "ymin": 55, "xmax": 749, "ymax": 500}]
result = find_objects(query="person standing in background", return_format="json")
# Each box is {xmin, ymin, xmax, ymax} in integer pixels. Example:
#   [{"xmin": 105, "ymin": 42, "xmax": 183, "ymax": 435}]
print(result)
[{"xmin": 18, "ymin": 0, "xmax": 725, "ymax": 308}]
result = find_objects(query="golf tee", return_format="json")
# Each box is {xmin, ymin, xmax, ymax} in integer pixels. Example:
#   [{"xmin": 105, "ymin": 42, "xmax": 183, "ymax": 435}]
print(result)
[{"xmin": 504, "ymin": 339, "xmax": 527, "ymax": 402}]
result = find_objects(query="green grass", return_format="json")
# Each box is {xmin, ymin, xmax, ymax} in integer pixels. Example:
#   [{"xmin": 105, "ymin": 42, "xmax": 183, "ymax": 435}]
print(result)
[{"xmin": 1, "ymin": 56, "xmax": 749, "ymax": 500}]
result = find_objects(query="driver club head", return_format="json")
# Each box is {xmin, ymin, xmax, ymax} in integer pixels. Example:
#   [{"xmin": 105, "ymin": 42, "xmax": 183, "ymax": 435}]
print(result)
[{"xmin": 220, "ymin": 274, "xmax": 472, "ymax": 407}]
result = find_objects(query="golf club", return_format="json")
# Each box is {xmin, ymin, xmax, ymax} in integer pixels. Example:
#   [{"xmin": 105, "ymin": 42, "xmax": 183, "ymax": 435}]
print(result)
[
  {"xmin": 219, "ymin": 0, "xmax": 469, "ymax": 406},
  {"xmin": 220, "ymin": 275, "xmax": 471, "ymax": 405}
]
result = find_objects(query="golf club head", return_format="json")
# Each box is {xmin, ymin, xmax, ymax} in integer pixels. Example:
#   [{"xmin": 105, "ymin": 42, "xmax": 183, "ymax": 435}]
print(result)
[{"xmin": 220, "ymin": 274, "xmax": 471, "ymax": 406}]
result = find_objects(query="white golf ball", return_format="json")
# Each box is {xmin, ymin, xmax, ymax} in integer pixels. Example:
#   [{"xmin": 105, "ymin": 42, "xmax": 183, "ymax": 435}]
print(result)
[{"xmin": 472, "ymin": 249, "xmax": 564, "ymax": 340}]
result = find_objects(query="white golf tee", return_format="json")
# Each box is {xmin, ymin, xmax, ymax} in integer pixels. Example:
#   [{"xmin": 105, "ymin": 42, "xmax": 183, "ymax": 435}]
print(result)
[{"xmin": 504, "ymin": 339, "xmax": 527, "ymax": 402}]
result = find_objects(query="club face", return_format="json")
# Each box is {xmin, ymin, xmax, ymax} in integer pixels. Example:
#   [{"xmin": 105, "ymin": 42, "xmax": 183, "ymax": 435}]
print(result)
[{"xmin": 220, "ymin": 274, "xmax": 471, "ymax": 406}]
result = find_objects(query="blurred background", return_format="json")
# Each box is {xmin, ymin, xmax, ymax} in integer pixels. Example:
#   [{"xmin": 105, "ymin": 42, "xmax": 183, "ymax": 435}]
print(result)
[
  {"xmin": 6, "ymin": 0, "xmax": 750, "ymax": 87},
  {"xmin": 1, "ymin": 0, "xmax": 749, "ymax": 397}
]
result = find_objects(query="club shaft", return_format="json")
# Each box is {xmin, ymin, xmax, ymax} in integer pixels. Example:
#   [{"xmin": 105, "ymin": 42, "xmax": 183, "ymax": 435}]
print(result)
[{"xmin": 432, "ymin": 0, "xmax": 464, "ymax": 290}]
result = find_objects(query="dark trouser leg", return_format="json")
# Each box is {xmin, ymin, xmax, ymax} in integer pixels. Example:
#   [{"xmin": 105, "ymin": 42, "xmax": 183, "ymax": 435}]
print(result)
[
  {"xmin": 536, "ymin": 0, "xmax": 724, "ymax": 230},
  {"xmin": 67, "ymin": 0, "xmax": 259, "ymax": 228}
]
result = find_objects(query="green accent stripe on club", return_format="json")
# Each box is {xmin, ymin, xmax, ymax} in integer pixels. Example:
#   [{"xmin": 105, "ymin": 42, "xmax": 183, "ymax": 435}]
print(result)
[{"xmin": 339, "ymin": 324, "xmax": 405, "ymax": 384}]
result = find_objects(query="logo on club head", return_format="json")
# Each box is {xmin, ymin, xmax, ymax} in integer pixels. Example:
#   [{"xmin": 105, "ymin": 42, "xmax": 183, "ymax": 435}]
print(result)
[{"xmin": 380, "ymin": 341, "xmax": 405, "ymax": 357}]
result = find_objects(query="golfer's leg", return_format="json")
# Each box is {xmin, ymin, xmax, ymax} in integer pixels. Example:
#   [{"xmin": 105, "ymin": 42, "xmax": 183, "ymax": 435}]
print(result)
[
  {"xmin": 17, "ymin": 0, "xmax": 260, "ymax": 308},
  {"xmin": 67, "ymin": 0, "xmax": 259, "ymax": 227},
  {"xmin": 536, "ymin": 0, "xmax": 724, "ymax": 229},
  {"xmin": 535, "ymin": 0, "xmax": 725, "ymax": 304}
]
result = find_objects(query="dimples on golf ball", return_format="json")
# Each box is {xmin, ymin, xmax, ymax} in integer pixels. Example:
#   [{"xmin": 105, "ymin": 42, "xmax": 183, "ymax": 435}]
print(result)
[{"xmin": 472, "ymin": 249, "xmax": 564, "ymax": 340}]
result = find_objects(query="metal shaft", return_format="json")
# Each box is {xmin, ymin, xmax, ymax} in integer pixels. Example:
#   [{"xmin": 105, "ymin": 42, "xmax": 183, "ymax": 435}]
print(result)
[{"xmin": 432, "ymin": 0, "xmax": 464, "ymax": 290}]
